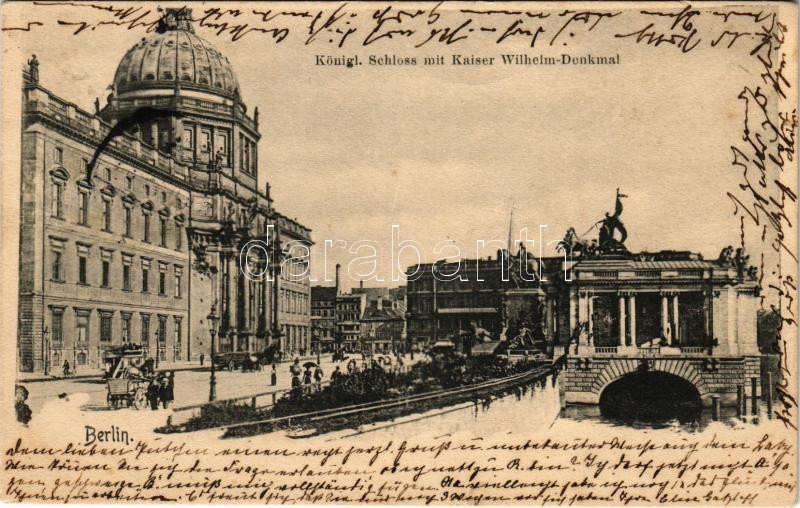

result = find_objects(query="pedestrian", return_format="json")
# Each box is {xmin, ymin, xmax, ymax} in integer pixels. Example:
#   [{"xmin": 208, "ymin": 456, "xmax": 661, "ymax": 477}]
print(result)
[
  {"xmin": 303, "ymin": 367, "xmax": 312, "ymax": 394},
  {"xmin": 147, "ymin": 376, "xmax": 160, "ymax": 410},
  {"xmin": 62, "ymin": 359, "xmax": 70, "ymax": 377},
  {"xmin": 199, "ymin": 353, "xmax": 205, "ymax": 366},
  {"xmin": 270, "ymin": 363, "xmax": 277, "ymax": 386},
  {"xmin": 15, "ymin": 386, "xmax": 32, "ymax": 425},
  {"xmin": 314, "ymin": 365, "xmax": 323, "ymax": 390},
  {"xmin": 165, "ymin": 371, "xmax": 175, "ymax": 407},
  {"xmin": 331, "ymin": 366, "xmax": 342, "ymax": 383},
  {"xmin": 289, "ymin": 359, "xmax": 302, "ymax": 400},
  {"xmin": 159, "ymin": 374, "xmax": 171, "ymax": 409}
]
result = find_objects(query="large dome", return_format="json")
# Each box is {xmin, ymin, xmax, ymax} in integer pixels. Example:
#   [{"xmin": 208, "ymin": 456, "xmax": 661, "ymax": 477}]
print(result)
[{"xmin": 112, "ymin": 9, "xmax": 240, "ymax": 100}]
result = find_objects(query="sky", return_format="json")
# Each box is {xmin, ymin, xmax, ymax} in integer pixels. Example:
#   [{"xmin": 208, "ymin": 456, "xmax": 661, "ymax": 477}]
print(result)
[{"xmin": 3, "ymin": 2, "xmax": 755, "ymax": 290}]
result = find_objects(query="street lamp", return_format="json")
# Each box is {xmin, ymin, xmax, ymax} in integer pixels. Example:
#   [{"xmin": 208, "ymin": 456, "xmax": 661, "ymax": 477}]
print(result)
[
  {"xmin": 207, "ymin": 303, "xmax": 219, "ymax": 402},
  {"xmin": 154, "ymin": 330, "xmax": 160, "ymax": 369},
  {"xmin": 42, "ymin": 326, "xmax": 49, "ymax": 376}
]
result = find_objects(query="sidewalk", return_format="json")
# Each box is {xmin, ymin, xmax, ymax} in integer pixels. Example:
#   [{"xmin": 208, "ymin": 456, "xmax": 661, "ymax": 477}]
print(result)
[
  {"xmin": 17, "ymin": 354, "xmax": 334, "ymax": 384},
  {"xmin": 17, "ymin": 361, "xmax": 205, "ymax": 384}
]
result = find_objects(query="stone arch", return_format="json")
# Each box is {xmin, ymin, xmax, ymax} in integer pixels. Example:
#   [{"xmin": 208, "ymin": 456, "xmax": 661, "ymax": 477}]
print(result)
[{"xmin": 592, "ymin": 358, "xmax": 710, "ymax": 398}]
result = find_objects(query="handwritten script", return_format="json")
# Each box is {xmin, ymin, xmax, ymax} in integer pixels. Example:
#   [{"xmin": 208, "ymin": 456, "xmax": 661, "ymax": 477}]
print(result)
[
  {"xmin": 0, "ymin": 2, "xmax": 783, "ymax": 54},
  {"xmin": 4, "ymin": 432, "xmax": 796, "ymax": 504}
]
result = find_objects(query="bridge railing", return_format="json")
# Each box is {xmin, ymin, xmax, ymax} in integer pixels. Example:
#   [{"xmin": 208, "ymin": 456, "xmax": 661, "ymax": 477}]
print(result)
[
  {"xmin": 594, "ymin": 346, "xmax": 618, "ymax": 355},
  {"xmin": 637, "ymin": 346, "xmax": 661, "ymax": 357},
  {"xmin": 679, "ymin": 346, "xmax": 712, "ymax": 355}
]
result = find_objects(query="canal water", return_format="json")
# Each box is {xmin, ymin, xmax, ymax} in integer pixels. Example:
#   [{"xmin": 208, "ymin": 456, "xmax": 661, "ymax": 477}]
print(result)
[{"xmin": 322, "ymin": 375, "xmax": 761, "ymax": 442}]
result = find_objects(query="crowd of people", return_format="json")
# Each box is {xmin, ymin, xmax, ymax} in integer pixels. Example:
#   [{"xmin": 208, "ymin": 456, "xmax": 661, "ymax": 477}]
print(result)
[{"xmin": 144, "ymin": 371, "xmax": 175, "ymax": 410}]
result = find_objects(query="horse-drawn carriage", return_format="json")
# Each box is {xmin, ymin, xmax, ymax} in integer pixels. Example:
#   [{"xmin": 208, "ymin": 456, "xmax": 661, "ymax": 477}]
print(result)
[
  {"xmin": 107, "ymin": 377, "xmax": 150, "ymax": 409},
  {"xmin": 104, "ymin": 345, "xmax": 154, "ymax": 410}
]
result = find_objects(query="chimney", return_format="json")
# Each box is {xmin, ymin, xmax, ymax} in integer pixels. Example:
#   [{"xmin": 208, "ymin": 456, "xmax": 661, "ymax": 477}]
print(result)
[
  {"xmin": 359, "ymin": 279, "xmax": 364, "ymax": 290},
  {"xmin": 335, "ymin": 264, "xmax": 341, "ymax": 294}
]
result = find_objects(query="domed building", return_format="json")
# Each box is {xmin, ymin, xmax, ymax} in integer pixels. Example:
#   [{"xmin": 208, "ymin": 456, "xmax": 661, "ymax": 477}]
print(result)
[
  {"xmin": 100, "ymin": 8, "xmax": 258, "ymax": 186},
  {"xmin": 17, "ymin": 8, "xmax": 312, "ymax": 375}
]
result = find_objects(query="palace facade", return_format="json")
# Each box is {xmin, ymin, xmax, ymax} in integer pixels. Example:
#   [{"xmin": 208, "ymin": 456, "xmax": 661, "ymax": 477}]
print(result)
[{"xmin": 17, "ymin": 9, "xmax": 312, "ymax": 373}]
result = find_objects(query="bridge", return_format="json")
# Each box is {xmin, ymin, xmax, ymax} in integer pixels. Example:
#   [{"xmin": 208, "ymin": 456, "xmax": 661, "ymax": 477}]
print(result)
[{"xmin": 552, "ymin": 251, "xmax": 762, "ymax": 415}]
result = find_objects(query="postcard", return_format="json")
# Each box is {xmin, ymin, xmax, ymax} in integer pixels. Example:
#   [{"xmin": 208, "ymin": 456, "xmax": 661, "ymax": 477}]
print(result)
[{"xmin": 1, "ymin": 1, "xmax": 797, "ymax": 505}]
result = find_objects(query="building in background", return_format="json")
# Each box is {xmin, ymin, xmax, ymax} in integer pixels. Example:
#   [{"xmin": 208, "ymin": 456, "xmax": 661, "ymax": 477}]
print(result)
[
  {"xmin": 310, "ymin": 285, "xmax": 337, "ymax": 353},
  {"xmin": 405, "ymin": 250, "xmax": 537, "ymax": 349},
  {"xmin": 335, "ymin": 293, "xmax": 367, "ymax": 353},
  {"xmin": 16, "ymin": 9, "xmax": 312, "ymax": 373},
  {"xmin": 360, "ymin": 298, "xmax": 406, "ymax": 354}
]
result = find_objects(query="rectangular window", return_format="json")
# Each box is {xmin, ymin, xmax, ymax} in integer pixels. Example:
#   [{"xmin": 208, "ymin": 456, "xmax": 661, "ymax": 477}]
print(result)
[
  {"xmin": 140, "ymin": 314, "xmax": 150, "ymax": 345},
  {"xmin": 182, "ymin": 128, "xmax": 193, "ymax": 150},
  {"xmin": 101, "ymin": 260, "xmax": 109, "ymax": 287},
  {"xmin": 143, "ymin": 212, "xmax": 150, "ymax": 242},
  {"xmin": 142, "ymin": 267, "xmax": 149, "ymax": 293},
  {"xmin": 159, "ymin": 272, "xmax": 166, "ymax": 295},
  {"xmin": 200, "ymin": 130, "xmax": 211, "ymax": 153},
  {"xmin": 102, "ymin": 199, "xmax": 112, "ymax": 232},
  {"xmin": 243, "ymin": 140, "xmax": 250, "ymax": 173},
  {"xmin": 239, "ymin": 134, "xmax": 245, "ymax": 171},
  {"xmin": 50, "ymin": 182, "xmax": 64, "ymax": 218},
  {"xmin": 174, "ymin": 268, "xmax": 182, "ymax": 298},
  {"xmin": 78, "ymin": 256, "xmax": 87, "ymax": 285},
  {"xmin": 174, "ymin": 318, "xmax": 182, "ymax": 345},
  {"xmin": 54, "ymin": 146, "xmax": 63, "ymax": 164},
  {"xmin": 215, "ymin": 131, "xmax": 228, "ymax": 160},
  {"xmin": 157, "ymin": 316, "xmax": 167, "ymax": 344},
  {"xmin": 175, "ymin": 224, "xmax": 182, "ymax": 250},
  {"xmin": 160, "ymin": 217, "xmax": 167, "ymax": 247},
  {"xmin": 124, "ymin": 207, "xmax": 132, "ymax": 237},
  {"xmin": 51, "ymin": 251, "xmax": 63, "ymax": 281},
  {"xmin": 78, "ymin": 192, "xmax": 89, "ymax": 226},
  {"xmin": 76, "ymin": 312, "xmax": 89, "ymax": 344},
  {"xmin": 121, "ymin": 313, "xmax": 131, "ymax": 343},
  {"xmin": 104, "ymin": 167, "xmax": 111, "ymax": 181},
  {"xmin": 126, "ymin": 175, "xmax": 133, "ymax": 190},
  {"xmin": 100, "ymin": 313, "xmax": 112, "ymax": 342},
  {"xmin": 122, "ymin": 256, "xmax": 132, "ymax": 291},
  {"xmin": 51, "ymin": 309, "xmax": 64, "ymax": 344}
]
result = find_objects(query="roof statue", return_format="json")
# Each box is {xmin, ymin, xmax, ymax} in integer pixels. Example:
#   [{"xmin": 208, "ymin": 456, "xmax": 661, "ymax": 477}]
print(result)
[
  {"xmin": 26, "ymin": 54, "xmax": 39, "ymax": 83},
  {"xmin": 597, "ymin": 188, "xmax": 628, "ymax": 254}
]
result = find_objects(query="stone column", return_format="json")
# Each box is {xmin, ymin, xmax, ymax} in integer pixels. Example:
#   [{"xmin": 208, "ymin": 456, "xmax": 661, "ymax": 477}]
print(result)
[
  {"xmin": 227, "ymin": 253, "xmax": 238, "ymax": 351},
  {"xmin": 545, "ymin": 296, "xmax": 554, "ymax": 343},
  {"xmin": 672, "ymin": 294, "xmax": 680, "ymax": 344},
  {"xmin": 587, "ymin": 295, "xmax": 594, "ymax": 346},
  {"xmin": 260, "ymin": 266, "xmax": 268, "ymax": 335},
  {"xmin": 628, "ymin": 294, "xmax": 636, "ymax": 346},
  {"xmin": 578, "ymin": 292, "xmax": 588, "ymax": 343},
  {"xmin": 703, "ymin": 290, "xmax": 712, "ymax": 340},
  {"xmin": 174, "ymin": 117, "xmax": 183, "ymax": 158},
  {"xmin": 150, "ymin": 122, "xmax": 158, "ymax": 148},
  {"xmin": 569, "ymin": 289, "xmax": 577, "ymax": 341},
  {"xmin": 222, "ymin": 252, "xmax": 231, "ymax": 330},
  {"xmin": 241, "ymin": 260, "xmax": 250, "ymax": 332},
  {"xmin": 661, "ymin": 295, "xmax": 670, "ymax": 344},
  {"xmin": 618, "ymin": 295, "xmax": 626, "ymax": 346}
]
